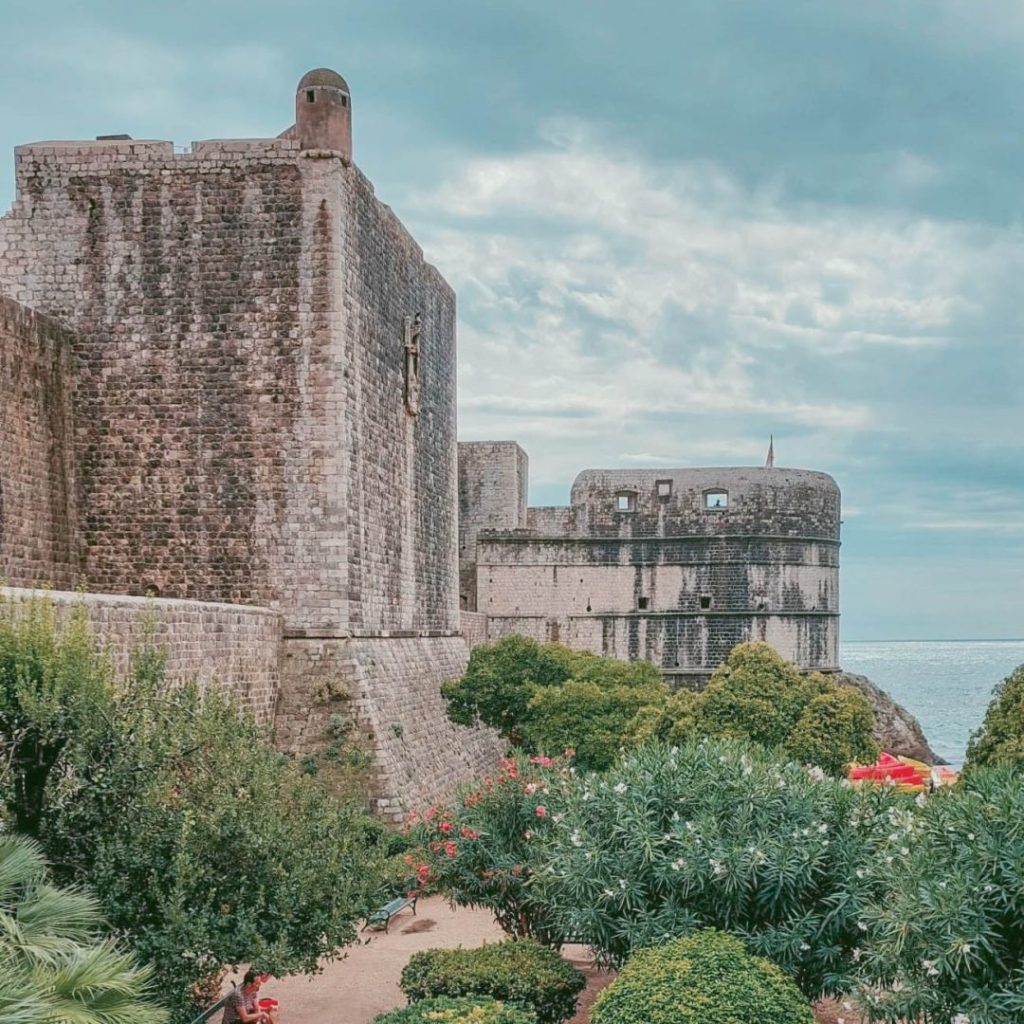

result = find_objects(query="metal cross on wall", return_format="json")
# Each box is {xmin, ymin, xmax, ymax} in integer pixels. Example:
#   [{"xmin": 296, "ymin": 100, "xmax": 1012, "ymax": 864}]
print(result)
[{"xmin": 403, "ymin": 312, "xmax": 422, "ymax": 415}]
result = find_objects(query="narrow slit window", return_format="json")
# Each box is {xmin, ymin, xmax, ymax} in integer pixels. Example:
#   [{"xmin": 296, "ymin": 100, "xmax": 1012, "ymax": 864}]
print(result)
[
  {"xmin": 306, "ymin": 90, "xmax": 316, "ymax": 103},
  {"xmin": 704, "ymin": 490, "xmax": 728, "ymax": 510},
  {"xmin": 638, "ymin": 597, "xmax": 650, "ymax": 610}
]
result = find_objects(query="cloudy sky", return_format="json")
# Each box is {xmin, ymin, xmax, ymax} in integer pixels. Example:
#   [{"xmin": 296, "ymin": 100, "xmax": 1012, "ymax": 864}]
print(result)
[{"xmin": 2, "ymin": 1, "xmax": 1021, "ymax": 640}]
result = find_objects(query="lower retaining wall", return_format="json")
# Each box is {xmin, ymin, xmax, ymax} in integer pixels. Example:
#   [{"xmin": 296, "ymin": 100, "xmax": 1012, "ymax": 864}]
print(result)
[
  {"xmin": 459, "ymin": 610, "xmax": 489, "ymax": 648},
  {"xmin": 0, "ymin": 587, "xmax": 283, "ymax": 727},
  {"xmin": 275, "ymin": 634, "xmax": 504, "ymax": 820}
]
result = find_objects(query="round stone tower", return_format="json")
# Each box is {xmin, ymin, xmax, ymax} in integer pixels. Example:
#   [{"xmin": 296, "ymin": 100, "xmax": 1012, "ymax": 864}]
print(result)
[{"xmin": 295, "ymin": 68, "xmax": 351, "ymax": 162}]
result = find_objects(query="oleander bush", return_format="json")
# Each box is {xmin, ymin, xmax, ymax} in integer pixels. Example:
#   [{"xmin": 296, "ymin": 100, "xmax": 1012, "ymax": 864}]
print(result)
[
  {"xmin": 405, "ymin": 752, "xmax": 570, "ymax": 940},
  {"xmin": 857, "ymin": 767, "xmax": 1024, "ymax": 1024},
  {"xmin": 964, "ymin": 663, "xmax": 1024, "ymax": 771},
  {"xmin": 529, "ymin": 738, "xmax": 900, "ymax": 997},
  {"xmin": 372, "ymin": 996, "xmax": 537, "ymax": 1024},
  {"xmin": 400, "ymin": 940, "xmax": 584, "ymax": 1024},
  {"xmin": 590, "ymin": 930, "xmax": 814, "ymax": 1024}
]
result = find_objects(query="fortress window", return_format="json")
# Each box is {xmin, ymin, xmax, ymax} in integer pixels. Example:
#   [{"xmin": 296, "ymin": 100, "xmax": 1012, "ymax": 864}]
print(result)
[
  {"xmin": 638, "ymin": 597, "xmax": 650, "ymax": 610},
  {"xmin": 657, "ymin": 479, "xmax": 672, "ymax": 498},
  {"xmin": 306, "ymin": 90, "xmax": 315, "ymax": 103},
  {"xmin": 404, "ymin": 312, "xmax": 422, "ymax": 415},
  {"xmin": 700, "ymin": 595, "xmax": 712, "ymax": 610},
  {"xmin": 341, "ymin": 95, "xmax": 348, "ymax": 107},
  {"xmin": 616, "ymin": 491, "xmax": 636, "ymax": 512},
  {"xmin": 704, "ymin": 490, "xmax": 728, "ymax": 510}
]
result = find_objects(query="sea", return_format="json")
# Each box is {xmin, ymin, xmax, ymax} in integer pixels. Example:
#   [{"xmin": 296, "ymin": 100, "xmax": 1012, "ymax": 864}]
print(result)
[{"xmin": 840, "ymin": 640, "xmax": 1024, "ymax": 767}]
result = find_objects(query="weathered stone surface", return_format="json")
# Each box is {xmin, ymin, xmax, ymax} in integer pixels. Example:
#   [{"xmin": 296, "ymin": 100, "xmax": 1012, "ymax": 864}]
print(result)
[
  {"xmin": 460, "ymin": 456, "xmax": 840, "ymax": 685},
  {"xmin": 835, "ymin": 671, "xmax": 941, "ymax": 764},
  {"xmin": 1, "ymin": 586, "xmax": 282, "ymax": 726},
  {"xmin": 0, "ymin": 70, "xmax": 496, "ymax": 813},
  {"xmin": 0, "ymin": 297, "xmax": 78, "ymax": 588}
]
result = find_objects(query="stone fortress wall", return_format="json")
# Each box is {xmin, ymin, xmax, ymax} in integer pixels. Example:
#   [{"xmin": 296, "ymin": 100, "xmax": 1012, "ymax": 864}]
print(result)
[
  {"xmin": 0, "ymin": 70, "xmax": 501, "ymax": 819},
  {"xmin": 0, "ymin": 296, "xmax": 78, "ymax": 589},
  {"xmin": 459, "ymin": 446, "xmax": 841, "ymax": 686}
]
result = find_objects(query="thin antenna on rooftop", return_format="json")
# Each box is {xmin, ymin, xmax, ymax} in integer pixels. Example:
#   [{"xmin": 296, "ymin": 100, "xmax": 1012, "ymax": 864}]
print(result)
[{"xmin": 765, "ymin": 435, "xmax": 775, "ymax": 468}]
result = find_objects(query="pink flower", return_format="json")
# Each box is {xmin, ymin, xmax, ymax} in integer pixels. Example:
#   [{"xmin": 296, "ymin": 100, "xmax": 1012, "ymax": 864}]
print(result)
[
  {"xmin": 524, "ymin": 783, "xmax": 538, "ymax": 795},
  {"xmin": 529, "ymin": 755, "xmax": 554, "ymax": 768},
  {"xmin": 535, "ymin": 805, "xmax": 548, "ymax": 818},
  {"xmin": 444, "ymin": 841, "xmax": 458, "ymax": 857},
  {"xmin": 439, "ymin": 821, "xmax": 453, "ymax": 835}
]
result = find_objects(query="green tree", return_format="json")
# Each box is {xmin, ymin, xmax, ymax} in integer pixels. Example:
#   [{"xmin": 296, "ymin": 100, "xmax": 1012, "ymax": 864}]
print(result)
[
  {"xmin": 0, "ymin": 833, "xmax": 166, "ymax": 1024},
  {"xmin": 0, "ymin": 594, "xmax": 114, "ymax": 836},
  {"xmin": 441, "ymin": 636, "xmax": 667, "ymax": 762},
  {"xmin": 641, "ymin": 643, "xmax": 877, "ymax": 776},
  {"xmin": 964, "ymin": 663, "xmax": 1024, "ymax": 771},
  {"xmin": 0, "ymin": 596, "xmax": 391, "ymax": 1021}
]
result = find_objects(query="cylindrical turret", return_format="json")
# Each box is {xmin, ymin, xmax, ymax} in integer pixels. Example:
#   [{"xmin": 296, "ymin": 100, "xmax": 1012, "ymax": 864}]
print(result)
[{"xmin": 295, "ymin": 68, "xmax": 351, "ymax": 162}]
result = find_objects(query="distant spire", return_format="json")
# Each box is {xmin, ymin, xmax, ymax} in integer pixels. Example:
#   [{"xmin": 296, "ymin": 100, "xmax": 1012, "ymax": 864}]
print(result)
[{"xmin": 765, "ymin": 434, "xmax": 775, "ymax": 468}]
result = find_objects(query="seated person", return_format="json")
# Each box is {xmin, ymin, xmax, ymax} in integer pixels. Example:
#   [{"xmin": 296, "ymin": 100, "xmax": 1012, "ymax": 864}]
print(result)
[{"xmin": 221, "ymin": 969, "xmax": 279, "ymax": 1024}]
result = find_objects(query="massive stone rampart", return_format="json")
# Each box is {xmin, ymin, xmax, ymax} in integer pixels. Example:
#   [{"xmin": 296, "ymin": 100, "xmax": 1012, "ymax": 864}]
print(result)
[
  {"xmin": 0, "ymin": 586, "xmax": 282, "ymax": 726},
  {"xmin": 0, "ymin": 296, "xmax": 78, "ymax": 588}
]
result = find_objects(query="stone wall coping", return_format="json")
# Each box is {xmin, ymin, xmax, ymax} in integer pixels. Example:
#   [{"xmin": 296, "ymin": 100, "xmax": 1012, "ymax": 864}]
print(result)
[
  {"xmin": 476, "ymin": 532, "xmax": 842, "ymax": 545},
  {"xmin": 1, "ymin": 586, "xmax": 281, "ymax": 619},
  {"xmin": 486, "ymin": 610, "xmax": 841, "ymax": 620}
]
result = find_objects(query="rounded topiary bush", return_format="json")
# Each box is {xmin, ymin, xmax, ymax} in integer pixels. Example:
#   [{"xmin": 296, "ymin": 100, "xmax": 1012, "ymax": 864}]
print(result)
[
  {"xmin": 400, "ymin": 940, "xmax": 585, "ymax": 1024},
  {"xmin": 591, "ymin": 930, "xmax": 814, "ymax": 1024},
  {"xmin": 372, "ymin": 995, "xmax": 537, "ymax": 1024}
]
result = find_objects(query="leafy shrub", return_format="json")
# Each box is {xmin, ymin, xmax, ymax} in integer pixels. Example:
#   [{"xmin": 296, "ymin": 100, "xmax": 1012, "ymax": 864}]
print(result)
[
  {"xmin": 400, "ymin": 940, "xmax": 585, "ymax": 1024},
  {"xmin": 650, "ymin": 643, "xmax": 878, "ymax": 775},
  {"xmin": 857, "ymin": 767, "xmax": 1024, "ymax": 1024},
  {"xmin": 405, "ymin": 753, "xmax": 569, "ymax": 939},
  {"xmin": 440, "ymin": 636, "xmax": 666, "ymax": 767},
  {"xmin": 964, "ymin": 663, "xmax": 1024, "ymax": 770},
  {"xmin": 0, "ymin": 834, "xmax": 166, "ymax": 1024},
  {"xmin": 591, "ymin": 930, "xmax": 814, "ymax": 1024},
  {"xmin": 0, "ymin": 595, "xmax": 390, "ymax": 1022},
  {"xmin": 372, "ymin": 995, "xmax": 537, "ymax": 1024},
  {"xmin": 526, "ymin": 677, "xmax": 666, "ymax": 771},
  {"xmin": 529, "ymin": 738, "xmax": 899, "ymax": 997}
]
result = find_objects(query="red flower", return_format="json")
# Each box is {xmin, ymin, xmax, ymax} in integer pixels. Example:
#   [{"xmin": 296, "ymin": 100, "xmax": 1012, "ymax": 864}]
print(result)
[
  {"xmin": 511, "ymin": 864, "xmax": 523, "ymax": 876},
  {"xmin": 444, "ymin": 841, "xmax": 458, "ymax": 857},
  {"xmin": 529, "ymin": 755, "xmax": 554, "ymax": 768},
  {"xmin": 535, "ymin": 805, "xmax": 548, "ymax": 818},
  {"xmin": 460, "ymin": 826, "xmax": 480, "ymax": 839},
  {"xmin": 424, "ymin": 806, "xmax": 440, "ymax": 822},
  {"xmin": 439, "ymin": 821, "xmax": 453, "ymax": 835},
  {"xmin": 563, "ymin": 748, "xmax": 576, "ymax": 758}
]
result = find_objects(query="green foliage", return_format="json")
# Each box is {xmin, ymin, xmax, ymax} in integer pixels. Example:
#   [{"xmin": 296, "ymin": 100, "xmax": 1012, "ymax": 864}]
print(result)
[
  {"xmin": 649, "ymin": 643, "xmax": 878, "ymax": 775},
  {"xmin": 0, "ymin": 596, "xmax": 390, "ymax": 1022},
  {"xmin": 527, "ymin": 677, "xmax": 666, "ymax": 771},
  {"xmin": 400, "ymin": 940, "xmax": 585, "ymax": 1024},
  {"xmin": 441, "ymin": 636, "xmax": 665, "ymax": 765},
  {"xmin": 372, "ymin": 995, "xmax": 537, "ymax": 1024},
  {"xmin": 529, "ymin": 738, "xmax": 900, "ymax": 998},
  {"xmin": 964, "ymin": 663, "xmax": 1024, "ymax": 770},
  {"xmin": 441, "ymin": 637, "xmax": 580, "ymax": 745},
  {"xmin": 787, "ymin": 689, "xmax": 880, "ymax": 777},
  {"xmin": 857, "ymin": 768, "xmax": 1024, "ymax": 1024},
  {"xmin": 0, "ymin": 833, "xmax": 167, "ymax": 1024},
  {"xmin": 591, "ymin": 929, "xmax": 814, "ymax": 1024},
  {"xmin": 0, "ymin": 594, "xmax": 115, "ymax": 836},
  {"xmin": 405, "ymin": 753, "xmax": 569, "ymax": 940}
]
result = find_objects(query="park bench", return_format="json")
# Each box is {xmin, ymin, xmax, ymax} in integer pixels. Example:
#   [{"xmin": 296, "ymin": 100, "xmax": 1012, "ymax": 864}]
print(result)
[
  {"xmin": 362, "ymin": 894, "xmax": 418, "ymax": 933},
  {"xmin": 187, "ymin": 990, "xmax": 231, "ymax": 1024}
]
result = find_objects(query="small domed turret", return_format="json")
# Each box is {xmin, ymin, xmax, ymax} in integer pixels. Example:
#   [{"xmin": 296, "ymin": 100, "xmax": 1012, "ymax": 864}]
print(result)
[{"xmin": 296, "ymin": 68, "xmax": 351, "ymax": 162}]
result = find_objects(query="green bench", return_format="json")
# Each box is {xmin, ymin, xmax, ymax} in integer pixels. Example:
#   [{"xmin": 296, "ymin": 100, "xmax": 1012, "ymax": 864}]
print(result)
[
  {"xmin": 362, "ymin": 894, "xmax": 418, "ymax": 933},
  {"xmin": 187, "ymin": 990, "xmax": 231, "ymax": 1024}
]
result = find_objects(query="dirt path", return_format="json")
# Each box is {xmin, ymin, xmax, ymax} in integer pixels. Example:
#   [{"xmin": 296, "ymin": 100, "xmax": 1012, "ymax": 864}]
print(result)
[{"xmin": 231, "ymin": 901, "xmax": 864, "ymax": 1024}]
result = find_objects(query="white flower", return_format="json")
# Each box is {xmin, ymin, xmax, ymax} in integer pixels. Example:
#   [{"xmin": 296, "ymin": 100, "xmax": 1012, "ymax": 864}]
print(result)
[
  {"xmin": 799, "ymin": 942, "xmax": 810, "ymax": 951},
  {"xmin": 806, "ymin": 765, "xmax": 826, "ymax": 782},
  {"xmin": 817, "ymin": 823, "xmax": 829, "ymax": 833},
  {"xmin": 967, "ymin": 832, "xmax": 975, "ymax": 841},
  {"xmin": 915, "ymin": 791, "xmax": 927, "ymax": 807},
  {"xmin": 709, "ymin": 859, "xmax": 726, "ymax": 878},
  {"xmin": 958, "ymin": 941, "xmax": 972, "ymax": 955},
  {"xmin": 603, "ymin": 888, "xmax": 615, "ymax": 898},
  {"xmin": 524, "ymin": 783, "xmax": 538, "ymax": 795},
  {"xmin": 921, "ymin": 959, "xmax": 939, "ymax": 977},
  {"xmin": 570, "ymin": 831, "xmax": 583, "ymax": 848},
  {"xmin": 852, "ymin": 947, "xmax": 863, "ymax": 961},
  {"xmin": 618, "ymin": 878, "xmax": 627, "ymax": 889},
  {"xmin": 857, "ymin": 921, "xmax": 868, "ymax": 932},
  {"xmin": 671, "ymin": 859, "xmax": 685, "ymax": 871},
  {"xmin": 613, "ymin": 782, "xmax": 628, "ymax": 795},
  {"xmin": 952, "ymin": 1015, "xmax": 970, "ymax": 1024}
]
